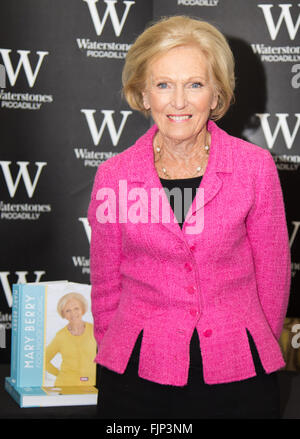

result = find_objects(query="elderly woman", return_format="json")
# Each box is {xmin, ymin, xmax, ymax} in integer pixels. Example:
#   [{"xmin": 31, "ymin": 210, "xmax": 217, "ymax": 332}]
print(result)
[
  {"xmin": 88, "ymin": 16, "xmax": 291, "ymax": 419},
  {"xmin": 45, "ymin": 292, "xmax": 96, "ymax": 386}
]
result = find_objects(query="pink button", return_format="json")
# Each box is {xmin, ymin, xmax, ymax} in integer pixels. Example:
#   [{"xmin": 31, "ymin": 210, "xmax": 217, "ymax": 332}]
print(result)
[
  {"xmin": 190, "ymin": 244, "xmax": 196, "ymax": 252},
  {"xmin": 203, "ymin": 329, "xmax": 212, "ymax": 337},
  {"xmin": 189, "ymin": 309, "xmax": 198, "ymax": 317},
  {"xmin": 184, "ymin": 262, "xmax": 193, "ymax": 272},
  {"xmin": 186, "ymin": 285, "xmax": 196, "ymax": 294}
]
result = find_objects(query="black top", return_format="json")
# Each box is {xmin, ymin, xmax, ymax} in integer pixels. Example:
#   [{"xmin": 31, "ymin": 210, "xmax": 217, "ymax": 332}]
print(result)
[
  {"xmin": 160, "ymin": 176, "xmax": 203, "ymax": 228},
  {"xmin": 160, "ymin": 176, "xmax": 203, "ymax": 367}
]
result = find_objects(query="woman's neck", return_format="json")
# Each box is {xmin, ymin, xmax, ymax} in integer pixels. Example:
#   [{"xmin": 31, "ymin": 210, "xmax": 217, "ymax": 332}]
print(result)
[
  {"xmin": 154, "ymin": 128, "xmax": 211, "ymax": 179},
  {"xmin": 156, "ymin": 129, "xmax": 209, "ymax": 161},
  {"xmin": 67, "ymin": 321, "xmax": 85, "ymax": 336}
]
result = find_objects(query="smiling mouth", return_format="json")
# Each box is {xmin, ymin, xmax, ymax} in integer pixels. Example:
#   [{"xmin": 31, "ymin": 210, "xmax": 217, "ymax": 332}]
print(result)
[{"xmin": 167, "ymin": 115, "xmax": 192, "ymax": 122}]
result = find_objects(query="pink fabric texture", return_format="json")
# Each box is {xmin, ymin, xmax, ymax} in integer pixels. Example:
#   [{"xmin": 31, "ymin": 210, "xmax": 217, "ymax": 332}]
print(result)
[{"xmin": 88, "ymin": 120, "xmax": 291, "ymax": 386}]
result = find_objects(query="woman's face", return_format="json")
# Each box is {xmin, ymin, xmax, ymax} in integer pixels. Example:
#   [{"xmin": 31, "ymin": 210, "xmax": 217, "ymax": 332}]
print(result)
[
  {"xmin": 62, "ymin": 299, "xmax": 83, "ymax": 323},
  {"xmin": 142, "ymin": 45, "xmax": 218, "ymax": 144}
]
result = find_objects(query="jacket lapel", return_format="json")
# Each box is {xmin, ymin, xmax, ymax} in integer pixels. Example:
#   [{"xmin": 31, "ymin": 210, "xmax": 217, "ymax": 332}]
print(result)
[
  {"xmin": 184, "ymin": 120, "xmax": 233, "ymax": 226},
  {"xmin": 127, "ymin": 121, "xmax": 233, "ymax": 241}
]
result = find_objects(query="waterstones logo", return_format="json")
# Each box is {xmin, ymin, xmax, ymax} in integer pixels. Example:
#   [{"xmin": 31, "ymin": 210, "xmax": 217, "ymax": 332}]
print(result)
[
  {"xmin": 273, "ymin": 154, "xmax": 300, "ymax": 171},
  {"xmin": 72, "ymin": 256, "xmax": 90, "ymax": 275},
  {"xmin": 251, "ymin": 43, "xmax": 300, "ymax": 62},
  {"xmin": 290, "ymin": 221, "xmax": 300, "ymax": 248},
  {"xmin": 0, "ymin": 49, "xmax": 53, "ymax": 110},
  {"xmin": 1, "ymin": 161, "xmax": 47, "ymax": 198},
  {"xmin": 0, "ymin": 64, "xmax": 5, "ymax": 88},
  {"xmin": 0, "ymin": 271, "xmax": 46, "ymax": 308},
  {"xmin": 77, "ymin": 0, "xmax": 135, "ymax": 59},
  {"xmin": 0, "ymin": 49, "xmax": 48, "ymax": 87},
  {"xmin": 76, "ymin": 39, "xmax": 131, "ymax": 59},
  {"xmin": 0, "ymin": 312, "xmax": 11, "ymax": 334},
  {"xmin": 74, "ymin": 109, "xmax": 131, "ymax": 168},
  {"xmin": 256, "ymin": 113, "xmax": 300, "ymax": 150},
  {"xmin": 83, "ymin": 0, "xmax": 134, "ymax": 36},
  {"xmin": 257, "ymin": 113, "xmax": 300, "ymax": 172},
  {"xmin": 0, "ymin": 201, "xmax": 51, "ymax": 220},
  {"xmin": 258, "ymin": 4, "xmax": 300, "ymax": 41},
  {"xmin": 81, "ymin": 109, "xmax": 132, "ymax": 146},
  {"xmin": 253, "ymin": 4, "xmax": 300, "ymax": 62},
  {"xmin": 72, "ymin": 218, "xmax": 91, "ymax": 275},
  {"xmin": 0, "ymin": 161, "xmax": 52, "ymax": 220},
  {"xmin": 291, "ymin": 221, "xmax": 300, "ymax": 279},
  {"xmin": 74, "ymin": 148, "xmax": 117, "ymax": 167},
  {"xmin": 0, "ymin": 89, "xmax": 53, "ymax": 110}
]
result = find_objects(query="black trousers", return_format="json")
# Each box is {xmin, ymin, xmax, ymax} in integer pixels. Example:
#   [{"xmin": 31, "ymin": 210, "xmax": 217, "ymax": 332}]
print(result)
[{"xmin": 96, "ymin": 329, "xmax": 281, "ymax": 419}]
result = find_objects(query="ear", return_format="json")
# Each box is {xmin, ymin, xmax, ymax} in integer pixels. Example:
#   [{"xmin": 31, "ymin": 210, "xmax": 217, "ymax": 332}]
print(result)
[
  {"xmin": 210, "ymin": 90, "xmax": 218, "ymax": 111},
  {"xmin": 142, "ymin": 91, "xmax": 151, "ymax": 110}
]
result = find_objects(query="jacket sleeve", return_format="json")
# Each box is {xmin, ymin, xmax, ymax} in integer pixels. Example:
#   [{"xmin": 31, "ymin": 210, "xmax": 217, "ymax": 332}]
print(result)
[
  {"xmin": 246, "ymin": 149, "xmax": 291, "ymax": 340},
  {"xmin": 88, "ymin": 166, "xmax": 122, "ymax": 347}
]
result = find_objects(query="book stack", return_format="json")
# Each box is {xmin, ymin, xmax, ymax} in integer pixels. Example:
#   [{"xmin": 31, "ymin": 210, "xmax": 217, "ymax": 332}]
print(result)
[{"xmin": 5, "ymin": 281, "xmax": 98, "ymax": 407}]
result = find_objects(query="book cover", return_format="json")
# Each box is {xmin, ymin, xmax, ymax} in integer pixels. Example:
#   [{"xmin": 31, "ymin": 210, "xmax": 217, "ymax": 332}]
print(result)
[
  {"xmin": 5, "ymin": 377, "xmax": 97, "ymax": 407},
  {"xmin": 6, "ymin": 281, "xmax": 98, "ymax": 407}
]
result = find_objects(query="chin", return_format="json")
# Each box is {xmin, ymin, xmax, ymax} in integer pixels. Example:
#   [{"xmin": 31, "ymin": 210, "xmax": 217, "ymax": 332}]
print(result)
[{"xmin": 165, "ymin": 129, "xmax": 197, "ymax": 142}]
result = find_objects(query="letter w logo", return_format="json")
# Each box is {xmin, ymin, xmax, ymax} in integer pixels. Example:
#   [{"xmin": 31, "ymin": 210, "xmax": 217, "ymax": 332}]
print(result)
[
  {"xmin": 0, "ymin": 161, "xmax": 47, "ymax": 198},
  {"xmin": 83, "ymin": 0, "xmax": 135, "ymax": 37},
  {"xmin": 258, "ymin": 4, "xmax": 300, "ymax": 40},
  {"xmin": 81, "ymin": 109, "xmax": 132, "ymax": 146},
  {"xmin": 0, "ymin": 49, "xmax": 49, "ymax": 87},
  {"xmin": 256, "ymin": 113, "xmax": 300, "ymax": 149},
  {"xmin": 0, "ymin": 271, "xmax": 45, "ymax": 308}
]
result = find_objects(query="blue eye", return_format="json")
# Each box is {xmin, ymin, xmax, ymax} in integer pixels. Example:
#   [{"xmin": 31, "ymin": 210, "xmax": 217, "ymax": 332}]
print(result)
[
  {"xmin": 191, "ymin": 82, "xmax": 203, "ymax": 88},
  {"xmin": 157, "ymin": 82, "xmax": 168, "ymax": 89}
]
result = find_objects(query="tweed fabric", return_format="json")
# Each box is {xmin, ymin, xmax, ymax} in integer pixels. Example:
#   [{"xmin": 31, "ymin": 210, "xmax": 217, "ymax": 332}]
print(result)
[
  {"xmin": 88, "ymin": 120, "xmax": 291, "ymax": 386},
  {"xmin": 96, "ymin": 330, "xmax": 280, "ymax": 419}
]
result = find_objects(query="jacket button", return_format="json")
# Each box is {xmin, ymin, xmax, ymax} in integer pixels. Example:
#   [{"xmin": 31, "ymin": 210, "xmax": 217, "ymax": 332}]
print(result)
[
  {"xmin": 189, "ymin": 309, "xmax": 198, "ymax": 317},
  {"xmin": 203, "ymin": 329, "xmax": 212, "ymax": 337},
  {"xmin": 190, "ymin": 244, "xmax": 196, "ymax": 252},
  {"xmin": 184, "ymin": 262, "xmax": 193, "ymax": 272},
  {"xmin": 186, "ymin": 285, "xmax": 196, "ymax": 294}
]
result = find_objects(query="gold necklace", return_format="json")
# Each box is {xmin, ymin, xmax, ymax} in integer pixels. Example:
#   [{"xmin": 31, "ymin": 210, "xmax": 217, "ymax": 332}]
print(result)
[{"xmin": 154, "ymin": 136, "xmax": 210, "ymax": 179}]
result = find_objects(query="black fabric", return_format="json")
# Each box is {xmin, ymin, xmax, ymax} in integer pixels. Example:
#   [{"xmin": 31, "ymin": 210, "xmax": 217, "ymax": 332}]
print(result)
[
  {"xmin": 96, "ymin": 329, "xmax": 280, "ymax": 419},
  {"xmin": 95, "ymin": 176, "xmax": 281, "ymax": 419},
  {"xmin": 160, "ymin": 175, "xmax": 202, "ymax": 228}
]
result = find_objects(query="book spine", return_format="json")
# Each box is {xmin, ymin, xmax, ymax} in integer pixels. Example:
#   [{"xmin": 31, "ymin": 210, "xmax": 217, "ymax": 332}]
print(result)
[
  {"xmin": 18, "ymin": 284, "xmax": 46, "ymax": 387},
  {"xmin": 10, "ymin": 284, "xmax": 21, "ymax": 385}
]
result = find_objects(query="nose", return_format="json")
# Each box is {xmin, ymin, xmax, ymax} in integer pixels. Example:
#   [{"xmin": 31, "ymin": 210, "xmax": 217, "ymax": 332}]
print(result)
[{"xmin": 172, "ymin": 84, "xmax": 186, "ymax": 109}]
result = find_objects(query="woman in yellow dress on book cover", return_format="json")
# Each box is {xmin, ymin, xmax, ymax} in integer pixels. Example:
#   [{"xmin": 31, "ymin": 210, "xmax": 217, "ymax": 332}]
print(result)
[{"xmin": 45, "ymin": 292, "xmax": 97, "ymax": 386}]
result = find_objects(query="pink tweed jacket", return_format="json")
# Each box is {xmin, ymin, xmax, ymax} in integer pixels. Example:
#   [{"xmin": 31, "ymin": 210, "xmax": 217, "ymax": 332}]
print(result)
[{"xmin": 88, "ymin": 120, "xmax": 291, "ymax": 386}]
